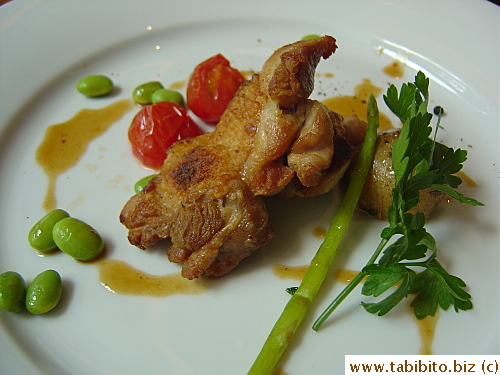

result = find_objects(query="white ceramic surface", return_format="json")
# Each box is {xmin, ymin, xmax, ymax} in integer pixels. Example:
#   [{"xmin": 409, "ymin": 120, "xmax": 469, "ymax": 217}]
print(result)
[{"xmin": 0, "ymin": 0, "xmax": 498, "ymax": 374}]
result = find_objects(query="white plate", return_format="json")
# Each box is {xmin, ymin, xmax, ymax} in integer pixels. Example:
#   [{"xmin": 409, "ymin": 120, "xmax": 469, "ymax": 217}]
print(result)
[{"xmin": 0, "ymin": 0, "xmax": 498, "ymax": 374}]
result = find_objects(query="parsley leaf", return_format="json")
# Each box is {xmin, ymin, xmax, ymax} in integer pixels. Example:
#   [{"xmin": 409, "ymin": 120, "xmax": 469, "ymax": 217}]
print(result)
[
  {"xmin": 313, "ymin": 72, "xmax": 484, "ymax": 329},
  {"xmin": 361, "ymin": 264, "xmax": 416, "ymax": 316},
  {"xmin": 409, "ymin": 260, "xmax": 473, "ymax": 319}
]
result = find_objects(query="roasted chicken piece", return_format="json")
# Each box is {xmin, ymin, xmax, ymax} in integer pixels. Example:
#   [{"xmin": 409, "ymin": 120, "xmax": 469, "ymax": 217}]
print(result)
[
  {"xmin": 120, "ymin": 36, "xmax": 365, "ymax": 279},
  {"xmin": 358, "ymin": 129, "xmax": 446, "ymax": 220}
]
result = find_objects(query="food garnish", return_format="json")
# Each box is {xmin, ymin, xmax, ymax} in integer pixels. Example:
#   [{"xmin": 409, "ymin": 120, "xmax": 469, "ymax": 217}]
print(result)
[
  {"xmin": 76, "ymin": 74, "xmax": 114, "ymax": 97},
  {"xmin": 186, "ymin": 53, "xmax": 246, "ymax": 124},
  {"xmin": 314, "ymin": 71, "xmax": 483, "ymax": 328},
  {"xmin": 247, "ymin": 94, "xmax": 380, "ymax": 375},
  {"xmin": 128, "ymin": 101, "xmax": 203, "ymax": 170},
  {"xmin": 0, "ymin": 269, "xmax": 63, "ymax": 315},
  {"xmin": 25, "ymin": 269, "xmax": 63, "ymax": 315},
  {"xmin": 248, "ymin": 72, "xmax": 483, "ymax": 374},
  {"xmin": 132, "ymin": 81, "xmax": 164, "ymax": 105},
  {"xmin": 0, "ymin": 271, "xmax": 26, "ymax": 313}
]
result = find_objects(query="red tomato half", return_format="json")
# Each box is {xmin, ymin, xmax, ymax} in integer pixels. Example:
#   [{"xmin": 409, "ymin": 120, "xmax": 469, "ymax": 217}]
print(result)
[
  {"xmin": 128, "ymin": 101, "xmax": 203, "ymax": 170},
  {"xmin": 187, "ymin": 54, "xmax": 245, "ymax": 124}
]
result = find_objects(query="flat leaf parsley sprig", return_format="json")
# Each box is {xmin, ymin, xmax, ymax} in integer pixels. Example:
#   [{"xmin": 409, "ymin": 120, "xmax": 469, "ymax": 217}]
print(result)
[{"xmin": 313, "ymin": 71, "xmax": 484, "ymax": 329}]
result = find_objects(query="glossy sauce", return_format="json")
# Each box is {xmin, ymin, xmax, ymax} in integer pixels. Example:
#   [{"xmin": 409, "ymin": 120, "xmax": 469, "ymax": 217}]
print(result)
[
  {"xmin": 273, "ymin": 369, "xmax": 288, "ymax": 375},
  {"xmin": 322, "ymin": 79, "xmax": 393, "ymax": 131},
  {"xmin": 274, "ymin": 265, "xmax": 438, "ymax": 354},
  {"xmin": 98, "ymin": 259, "xmax": 208, "ymax": 297},
  {"xmin": 333, "ymin": 269, "xmax": 361, "ymax": 284},
  {"xmin": 383, "ymin": 60, "xmax": 405, "ymax": 79},
  {"xmin": 455, "ymin": 171, "xmax": 477, "ymax": 188},
  {"xmin": 36, "ymin": 99, "xmax": 134, "ymax": 211},
  {"xmin": 272, "ymin": 264, "xmax": 308, "ymax": 280},
  {"xmin": 410, "ymin": 307, "xmax": 439, "ymax": 355},
  {"xmin": 313, "ymin": 226, "xmax": 327, "ymax": 238},
  {"xmin": 168, "ymin": 80, "xmax": 186, "ymax": 90}
]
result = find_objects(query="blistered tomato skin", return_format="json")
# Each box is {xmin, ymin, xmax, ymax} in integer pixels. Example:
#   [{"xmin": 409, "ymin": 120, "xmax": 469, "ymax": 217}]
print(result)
[
  {"xmin": 187, "ymin": 53, "xmax": 245, "ymax": 124},
  {"xmin": 128, "ymin": 101, "xmax": 203, "ymax": 170}
]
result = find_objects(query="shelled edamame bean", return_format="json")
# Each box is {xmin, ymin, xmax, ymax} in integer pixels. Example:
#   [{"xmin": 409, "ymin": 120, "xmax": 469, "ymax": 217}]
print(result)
[
  {"xmin": 76, "ymin": 75, "xmax": 114, "ymax": 97},
  {"xmin": 151, "ymin": 89, "xmax": 185, "ymax": 107},
  {"xmin": 28, "ymin": 209, "xmax": 70, "ymax": 252},
  {"xmin": 133, "ymin": 81, "xmax": 164, "ymax": 104},
  {"xmin": 52, "ymin": 218, "xmax": 104, "ymax": 261},
  {"xmin": 134, "ymin": 174, "xmax": 158, "ymax": 194},
  {"xmin": 25, "ymin": 270, "xmax": 63, "ymax": 314},
  {"xmin": 0, "ymin": 271, "xmax": 26, "ymax": 313}
]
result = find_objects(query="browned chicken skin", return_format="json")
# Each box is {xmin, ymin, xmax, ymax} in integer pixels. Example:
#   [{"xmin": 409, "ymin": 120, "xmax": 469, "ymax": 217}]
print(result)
[{"xmin": 120, "ymin": 36, "xmax": 366, "ymax": 279}]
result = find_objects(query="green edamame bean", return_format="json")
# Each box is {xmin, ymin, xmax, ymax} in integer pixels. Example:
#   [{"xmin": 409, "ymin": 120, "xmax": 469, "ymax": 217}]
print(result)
[
  {"xmin": 134, "ymin": 174, "xmax": 158, "ymax": 194},
  {"xmin": 25, "ymin": 270, "xmax": 62, "ymax": 314},
  {"xmin": 77, "ymin": 75, "xmax": 114, "ymax": 97},
  {"xmin": 151, "ymin": 89, "xmax": 185, "ymax": 107},
  {"xmin": 133, "ymin": 81, "xmax": 164, "ymax": 105},
  {"xmin": 0, "ymin": 271, "xmax": 26, "ymax": 312},
  {"xmin": 301, "ymin": 34, "xmax": 321, "ymax": 40},
  {"xmin": 28, "ymin": 209, "xmax": 70, "ymax": 252},
  {"xmin": 52, "ymin": 218, "xmax": 104, "ymax": 261}
]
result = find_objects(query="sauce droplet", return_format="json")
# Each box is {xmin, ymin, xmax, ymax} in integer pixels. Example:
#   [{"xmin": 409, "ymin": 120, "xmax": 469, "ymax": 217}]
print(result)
[
  {"xmin": 313, "ymin": 226, "xmax": 327, "ymax": 238},
  {"xmin": 333, "ymin": 269, "xmax": 361, "ymax": 284},
  {"xmin": 322, "ymin": 79, "xmax": 393, "ymax": 131},
  {"xmin": 35, "ymin": 99, "xmax": 134, "ymax": 211},
  {"xmin": 409, "ymin": 305, "xmax": 439, "ymax": 355},
  {"xmin": 272, "ymin": 264, "xmax": 308, "ymax": 280},
  {"xmin": 383, "ymin": 60, "xmax": 405, "ymax": 79},
  {"xmin": 98, "ymin": 259, "xmax": 208, "ymax": 297},
  {"xmin": 455, "ymin": 171, "xmax": 477, "ymax": 188}
]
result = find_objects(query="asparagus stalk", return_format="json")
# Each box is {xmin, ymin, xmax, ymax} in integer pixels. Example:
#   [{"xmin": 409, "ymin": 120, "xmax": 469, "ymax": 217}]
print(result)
[{"xmin": 247, "ymin": 95, "xmax": 379, "ymax": 375}]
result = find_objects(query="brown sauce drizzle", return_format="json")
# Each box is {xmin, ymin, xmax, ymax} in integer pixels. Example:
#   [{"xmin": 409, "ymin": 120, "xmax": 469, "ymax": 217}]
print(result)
[
  {"xmin": 333, "ymin": 268, "xmax": 362, "ymax": 284},
  {"xmin": 273, "ymin": 369, "xmax": 288, "ymax": 375},
  {"xmin": 168, "ymin": 80, "xmax": 186, "ymax": 90},
  {"xmin": 455, "ymin": 171, "xmax": 477, "ymax": 188},
  {"xmin": 322, "ymin": 79, "xmax": 393, "ymax": 131},
  {"xmin": 98, "ymin": 259, "xmax": 208, "ymax": 297},
  {"xmin": 35, "ymin": 99, "xmax": 134, "ymax": 212},
  {"xmin": 383, "ymin": 60, "xmax": 405, "ymax": 79},
  {"xmin": 313, "ymin": 226, "xmax": 327, "ymax": 238},
  {"xmin": 273, "ymin": 265, "xmax": 438, "ymax": 353},
  {"xmin": 272, "ymin": 264, "xmax": 308, "ymax": 280},
  {"xmin": 410, "ymin": 306, "xmax": 439, "ymax": 355}
]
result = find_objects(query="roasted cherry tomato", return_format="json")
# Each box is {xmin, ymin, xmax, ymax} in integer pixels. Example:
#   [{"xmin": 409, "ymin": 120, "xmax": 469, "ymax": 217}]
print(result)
[
  {"xmin": 128, "ymin": 101, "xmax": 202, "ymax": 170},
  {"xmin": 187, "ymin": 53, "xmax": 245, "ymax": 124}
]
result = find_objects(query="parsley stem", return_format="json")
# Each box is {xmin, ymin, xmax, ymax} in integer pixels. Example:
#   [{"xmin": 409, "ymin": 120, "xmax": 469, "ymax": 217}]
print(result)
[
  {"xmin": 247, "ymin": 95, "xmax": 379, "ymax": 375},
  {"xmin": 312, "ymin": 237, "xmax": 389, "ymax": 330}
]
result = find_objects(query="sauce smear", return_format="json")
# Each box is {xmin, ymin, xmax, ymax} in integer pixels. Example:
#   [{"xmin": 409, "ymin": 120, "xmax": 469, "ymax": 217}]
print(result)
[
  {"xmin": 383, "ymin": 60, "xmax": 405, "ymax": 79},
  {"xmin": 333, "ymin": 269, "xmax": 361, "ymax": 284},
  {"xmin": 455, "ymin": 171, "xmax": 477, "ymax": 188},
  {"xmin": 272, "ymin": 264, "xmax": 308, "ymax": 280},
  {"xmin": 410, "ymin": 307, "xmax": 439, "ymax": 355},
  {"xmin": 36, "ymin": 99, "xmax": 134, "ymax": 211},
  {"xmin": 322, "ymin": 79, "xmax": 393, "ymax": 131},
  {"xmin": 313, "ymin": 226, "xmax": 327, "ymax": 238},
  {"xmin": 98, "ymin": 259, "xmax": 208, "ymax": 297}
]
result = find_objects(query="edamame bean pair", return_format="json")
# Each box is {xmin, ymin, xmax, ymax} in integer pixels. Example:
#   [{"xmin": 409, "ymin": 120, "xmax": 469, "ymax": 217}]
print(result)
[
  {"xmin": 28, "ymin": 209, "xmax": 104, "ymax": 261},
  {"xmin": 0, "ymin": 270, "xmax": 62, "ymax": 314},
  {"xmin": 132, "ymin": 81, "xmax": 185, "ymax": 106},
  {"xmin": 77, "ymin": 75, "xmax": 185, "ymax": 107}
]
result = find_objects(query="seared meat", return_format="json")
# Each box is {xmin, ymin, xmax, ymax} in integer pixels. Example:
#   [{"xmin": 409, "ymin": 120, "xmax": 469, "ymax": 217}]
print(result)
[{"xmin": 120, "ymin": 36, "xmax": 365, "ymax": 279}]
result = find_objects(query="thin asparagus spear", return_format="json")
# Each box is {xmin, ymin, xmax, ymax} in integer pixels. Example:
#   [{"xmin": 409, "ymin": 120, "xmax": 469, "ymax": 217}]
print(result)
[{"xmin": 247, "ymin": 95, "xmax": 379, "ymax": 375}]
